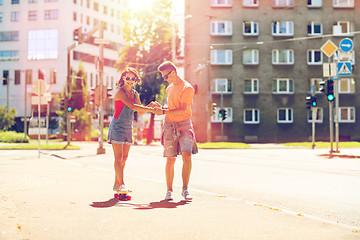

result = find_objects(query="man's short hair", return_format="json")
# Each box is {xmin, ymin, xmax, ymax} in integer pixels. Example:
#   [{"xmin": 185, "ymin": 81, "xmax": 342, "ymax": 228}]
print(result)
[{"xmin": 158, "ymin": 61, "xmax": 177, "ymax": 73}]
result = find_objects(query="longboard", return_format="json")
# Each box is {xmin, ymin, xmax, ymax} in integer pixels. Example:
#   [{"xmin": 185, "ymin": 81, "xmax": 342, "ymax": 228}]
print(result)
[{"xmin": 114, "ymin": 190, "xmax": 131, "ymax": 201}]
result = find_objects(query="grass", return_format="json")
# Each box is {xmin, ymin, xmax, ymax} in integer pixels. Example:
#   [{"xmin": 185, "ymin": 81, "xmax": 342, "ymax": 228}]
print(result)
[
  {"xmin": 0, "ymin": 138, "xmax": 80, "ymax": 150},
  {"xmin": 283, "ymin": 141, "xmax": 360, "ymax": 148}
]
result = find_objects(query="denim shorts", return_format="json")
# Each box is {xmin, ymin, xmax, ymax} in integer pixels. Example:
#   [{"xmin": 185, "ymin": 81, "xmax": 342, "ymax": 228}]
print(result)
[
  {"xmin": 107, "ymin": 117, "xmax": 133, "ymax": 145},
  {"xmin": 161, "ymin": 119, "xmax": 198, "ymax": 158}
]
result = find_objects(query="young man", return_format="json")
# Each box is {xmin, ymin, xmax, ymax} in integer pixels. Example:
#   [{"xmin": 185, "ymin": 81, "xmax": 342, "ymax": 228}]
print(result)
[{"xmin": 152, "ymin": 61, "xmax": 198, "ymax": 201}]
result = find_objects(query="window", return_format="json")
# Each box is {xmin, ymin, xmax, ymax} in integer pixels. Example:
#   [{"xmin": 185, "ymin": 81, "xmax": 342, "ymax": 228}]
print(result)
[
  {"xmin": 45, "ymin": 10, "xmax": 58, "ymax": 20},
  {"xmin": 272, "ymin": 21, "xmax": 294, "ymax": 36},
  {"xmin": 272, "ymin": 49, "xmax": 294, "ymax": 65},
  {"xmin": 273, "ymin": 0, "xmax": 293, "ymax": 7},
  {"xmin": 103, "ymin": 5, "xmax": 108, "ymax": 15},
  {"xmin": 308, "ymin": 21, "xmax": 322, "ymax": 35},
  {"xmin": 333, "ymin": 21, "xmax": 354, "ymax": 36},
  {"xmin": 307, "ymin": 49, "xmax": 322, "ymax": 65},
  {"xmin": 338, "ymin": 78, "xmax": 355, "ymax": 93},
  {"xmin": 0, "ymin": 50, "xmax": 19, "ymax": 61},
  {"xmin": 28, "ymin": 29, "xmax": 58, "ymax": 60},
  {"xmin": 243, "ymin": 21, "xmax": 259, "ymax": 36},
  {"xmin": 307, "ymin": 0, "xmax": 322, "ymax": 7},
  {"xmin": 11, "ymin": 11, "xmax": 20, "ymax": 22},
  {"xmin": 243, "ymin": 0, "xmax": 258, "ymax": 7},
  {"xmin": 94, "ymin": 2, "xmax": 99, "ymax": 11},
  {"xmin": 211, "ymin": 21, "xmax": 232, "ymax": 36},
  {"xmin": 0, "ymin": 31, "xmax": 19, "ymax": 41},
  {"xmin": 211, "ymin": 107, "xmax": 233, "ymax": 123},
  {"xmin": 244, "ymin": 109, "xmax": 260, "ymax": 124},
  {"xmin": 26, "ymin": 69, "xmax": 32, "ymax": 84},
  {"xmin": 28, "ymin": 11, "xmax": 37, "ymax": 21},
  {"xmin": 210, "ymin": 0, "xmax": 232, "ymax": 7},
  {"xmin": 333, "ymin": 0, "xmax": 354, "ymax": 8},
  {"xmin": 243, "ymin": 49, "xmax": 259, "ymax": 65},
  {"xmin": 309, "ymin": 78, "xmax": 323, "ymax": 93},
  {"xmin": 334, "ymin": 50, "xmax": 355, "ymax": 65},
  {"xmin": 338, "ymin": 107, "xmax": 355, "ymax": 123},
  {"xmin": 45, "ymin": 0, "xmax": 57, "ymax": 2},
  {"xmin": 0, "ymin": 13, "xmax": 2, "ymax": 22},
  {"xmin": 272, "ymin": 78, "xmax": 294, "ymax": 94},
  {"xmin": 277, "ymin": 108, "xmax": 293, "ymax": 123},
  {"xmin": 210, "ymin": 50, "xmax": 233, "ymax": 65},
  {"xmin": 244, "ymin": 78, "xmax": 259, "ymax": 94},
  {"xmin": 12, "ymin": 0, "xmax": 19, "ymax": 4},
  {"xmin": 308, "ymin": 107, "xmax": 323, "ymax": 123},
  {"xmin": 211, "ymin": 78, "xmax": 232, "ymax": 93},
  {"xmin": 15, "ymin": 70, "xmax": 21, "ymax": 85},
  {"xmin": 29, "ymin": 0, "xmax": 37, "ymax": 3}
]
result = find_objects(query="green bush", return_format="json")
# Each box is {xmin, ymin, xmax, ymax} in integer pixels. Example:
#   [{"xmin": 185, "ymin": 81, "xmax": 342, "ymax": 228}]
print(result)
[
  {"xmin": 0, "ymin": 131, "xmax": 30, "ymax": 143},
  {"xmin": 90, "ymin": 127, "xmax": 109, "ymax": 141}
]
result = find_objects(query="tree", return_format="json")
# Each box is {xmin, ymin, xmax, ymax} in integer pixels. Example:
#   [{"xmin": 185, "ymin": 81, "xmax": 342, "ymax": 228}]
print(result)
[
  {"xmin": 0, "ymin": 106, "xmax": 17, "ymax": 131},
  {"xmin": 116, "ymin": 0, "xmax": 181, "ymax": 144}
]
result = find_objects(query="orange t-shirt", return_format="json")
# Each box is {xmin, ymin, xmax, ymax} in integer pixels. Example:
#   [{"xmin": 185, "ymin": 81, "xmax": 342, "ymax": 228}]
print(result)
[{"xmin": 165, "ymin": 80, "xmax": 194, "ymax": 123}]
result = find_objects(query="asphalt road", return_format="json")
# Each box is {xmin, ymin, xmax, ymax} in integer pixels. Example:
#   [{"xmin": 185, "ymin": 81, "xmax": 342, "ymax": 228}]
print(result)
[{"xmin": 1, "ymin": 142, "xmax": 360, "ymax": 239}]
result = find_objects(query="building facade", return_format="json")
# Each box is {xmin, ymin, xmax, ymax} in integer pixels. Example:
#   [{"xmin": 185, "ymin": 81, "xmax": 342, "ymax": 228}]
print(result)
[
  {"xmin": 0, "ymin": 0, "xmax": 127, "ymax": 134},
  {"xmin": 185, "ymin": 0, "xmax": 359, "ymax": 143}
]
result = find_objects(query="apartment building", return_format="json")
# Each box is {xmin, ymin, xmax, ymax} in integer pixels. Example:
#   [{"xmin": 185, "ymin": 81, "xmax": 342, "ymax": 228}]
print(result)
[
  {"xmin": 184, "ymin": 0, "xmax": 359, "ymax": 142},
  {"xmin": 0, "ymin": 0, "xmax": 127, "ymax": 133}
]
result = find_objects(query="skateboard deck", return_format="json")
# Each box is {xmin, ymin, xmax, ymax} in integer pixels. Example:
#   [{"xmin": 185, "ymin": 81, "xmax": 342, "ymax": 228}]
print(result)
[{"xmin": 114, "ymin": 190, "xmax": 131, "ymax": 201}]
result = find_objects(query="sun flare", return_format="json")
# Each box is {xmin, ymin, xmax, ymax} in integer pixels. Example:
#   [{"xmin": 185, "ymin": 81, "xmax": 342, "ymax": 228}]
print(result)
[{"xmin": 126, "ymin": 0, "xmax": 156, "ymax": 11}]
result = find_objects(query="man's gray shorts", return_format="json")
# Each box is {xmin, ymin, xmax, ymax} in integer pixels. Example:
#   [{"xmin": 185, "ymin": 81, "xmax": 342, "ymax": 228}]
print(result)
[{"xmin": 161, "ymin": 118, "xmax": 198, "ymax": 158}]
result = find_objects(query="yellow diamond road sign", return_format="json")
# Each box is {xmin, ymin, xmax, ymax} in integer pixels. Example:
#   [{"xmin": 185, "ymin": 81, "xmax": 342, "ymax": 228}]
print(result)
[{"xmin": 321, "ymin": 40, "xmax": 338, "ymax": 58}]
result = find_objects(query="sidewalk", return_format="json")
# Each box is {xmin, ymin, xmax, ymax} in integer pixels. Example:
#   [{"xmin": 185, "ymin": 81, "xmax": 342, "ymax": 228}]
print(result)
[{"xmin": 0, "ymin": 149, "xmax": 359, "ymax": 240}]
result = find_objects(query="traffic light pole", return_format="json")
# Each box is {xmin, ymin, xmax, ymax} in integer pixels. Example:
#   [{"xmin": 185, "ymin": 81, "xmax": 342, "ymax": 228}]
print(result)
[
  {"xmin": 97, "ymin": 23, "xmax": 106, "ymax": 154},
  {"xmin": 220, "ymin": 90, "xmax": 224, "ymax": 140}
]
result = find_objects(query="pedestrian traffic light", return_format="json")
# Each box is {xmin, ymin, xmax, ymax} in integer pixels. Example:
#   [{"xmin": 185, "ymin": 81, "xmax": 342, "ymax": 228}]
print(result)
[
  {"xmin": 67, "ymin": 98, "xmax": 72, "ymax": 112},
  {"xmin": 90, "ymin": 88, "xmax": 95, "ymax": 104},
  {"xmin": 60, "ymin": 98, "xmax": 65, "ymax": 111},
  {"xmin": 306, "ymin": 95, "xmax": 312, "ymax": 109},
  {"xmin": 319, "ymin": 80, "xmax": 326, "ymax": 94},
  {"xmin": 222, "ymin": 109, "xmax": 227, "ymax": 120},
  {"xmin": 106, "ymin": 87, "xmax": 112, "ymax": 99},
  {"xmin": 327, "ymin": 79, "xmax": 334, "ymax": 101}
]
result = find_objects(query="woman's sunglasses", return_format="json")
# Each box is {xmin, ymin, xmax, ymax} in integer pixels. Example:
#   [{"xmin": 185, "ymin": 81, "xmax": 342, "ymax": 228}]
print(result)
[{"xmin": 124, "ymin": 76, "xmax": 138, "ymax": 81}]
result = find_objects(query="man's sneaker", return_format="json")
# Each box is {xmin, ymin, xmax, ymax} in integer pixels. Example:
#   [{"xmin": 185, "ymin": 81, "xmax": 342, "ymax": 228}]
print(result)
[
  {"xmin": 118, "ymin": 185, "xmax": 132, "ymax": 193},
  {"xmin": 182, "ymin": 188, "xmax": 193, "ymax": 200},
  {"xmin": 164, "ymin": 191, "xmax": 174, "ymax": 200}
]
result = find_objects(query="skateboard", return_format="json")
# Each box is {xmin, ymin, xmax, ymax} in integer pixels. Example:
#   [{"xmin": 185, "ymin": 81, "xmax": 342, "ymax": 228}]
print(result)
[{"xmin": 114, "ymin": 190, "xmax": 131, "ymax": 201}]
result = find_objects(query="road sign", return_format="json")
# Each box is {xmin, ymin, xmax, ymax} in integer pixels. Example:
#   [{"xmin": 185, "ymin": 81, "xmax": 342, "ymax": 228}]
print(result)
[
  {"xmin": 70, "ymin": 115, "xmax": 76, "ymax": 123},
  {"xmin": 337, "ymin": 62, "xmax": 352, "ymax": 76},
  {"xmin": 323, "ymin": 63, "xmax": 337, "ymax": 77},
  {"xmin": 321, "ymin": 40, "xmax": 337, "ymax": 58},
  {"xmin": 339, "ymin": 38, "xmax": 353, "ymax": 52},
  {"xmin": 32, "ymin": 79, "xmax": 47, "ymax": 96}
]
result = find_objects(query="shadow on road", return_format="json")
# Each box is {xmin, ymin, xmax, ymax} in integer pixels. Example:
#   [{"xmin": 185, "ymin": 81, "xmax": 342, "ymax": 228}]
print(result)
[{"xmin": 89, "ymin": 199, "xmax": 190, "ymax": 210}]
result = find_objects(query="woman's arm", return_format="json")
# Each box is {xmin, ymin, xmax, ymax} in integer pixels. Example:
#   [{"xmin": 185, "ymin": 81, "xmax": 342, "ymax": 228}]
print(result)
[{"xmin": 114, "ymin": 89, "xmax": 155, "ymax": 114}]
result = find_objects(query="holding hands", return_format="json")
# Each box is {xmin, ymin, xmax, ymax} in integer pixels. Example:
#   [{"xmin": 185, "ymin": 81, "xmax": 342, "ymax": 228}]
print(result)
[{"xmin": 149, "ymin": 101, "xmax": 165, "ymax": 115}]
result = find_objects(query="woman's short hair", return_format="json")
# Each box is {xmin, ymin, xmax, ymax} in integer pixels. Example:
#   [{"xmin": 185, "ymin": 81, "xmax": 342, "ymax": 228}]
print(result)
[{"xmin": 116, "ymin": 67, "xmax": 141, "ymax": 88}]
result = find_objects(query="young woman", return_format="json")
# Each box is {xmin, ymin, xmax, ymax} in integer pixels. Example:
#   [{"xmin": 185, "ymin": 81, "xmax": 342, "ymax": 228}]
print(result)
[{"xmin": 108, "ymin": 67, "xmax": 156, "ymax": 193}]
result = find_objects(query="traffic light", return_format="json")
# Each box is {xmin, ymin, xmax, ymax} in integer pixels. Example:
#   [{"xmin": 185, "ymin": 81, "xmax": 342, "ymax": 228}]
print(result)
[
  {"xmin": 327, "ymin": 79, "xmax": 334, "ymax": 101},
  {"xmin": 67, "ymin": 98, "xmax": 72, "ymax": 112},
  {"xmin": 212, "ymin": 103, "xmax": 217, "ymax": 116},
  {"xmin": 319, "ymin": 80, "xmax": 326, "ymax": 94},
  {"xmin": 60, "ymin": 98, "xmax": 65, "ymax": 111},
  {"xmin": 218, "ymin": 109, "xmax": 224, "ymax": 118},
  {"xmin": 106, "ymin": 87, "xmax": 112, "ymax": 99},
  {"xmin": 73, "ymin": 27, "xmax": 83, "ymax": 43},
  {"xmin": 218, "ymin": 109, "xmax": 227, "ymax": 120},
  {"xmin": 90, "ymin": 88, "xmax": 95, "ymax": 104},
  {"xmin": 311, "ymin": 96, "xmax": 317, "ymax": 107}
]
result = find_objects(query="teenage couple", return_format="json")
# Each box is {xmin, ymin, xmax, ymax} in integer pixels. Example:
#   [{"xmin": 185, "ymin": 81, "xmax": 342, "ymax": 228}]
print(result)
[{"xmin": 107, "ymin": 61, "xmax": 198, "ymax": 201}]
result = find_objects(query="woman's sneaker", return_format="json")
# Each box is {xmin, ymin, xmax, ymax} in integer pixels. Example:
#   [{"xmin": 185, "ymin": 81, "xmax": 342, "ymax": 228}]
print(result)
[
  {"xmin": 113, "ymin": 186, "xmax": 119, "ymax": 192},
  {"xmin": 182, "ymin": 188, "xmax": 193, "ymax": 200},
  {"xmin": 164, "ymin": 191, "xmax": 174, "ymax": 200},
  {"xmin": 118, "ymin": 185, "xmax": 132, "ymax": 193}
]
